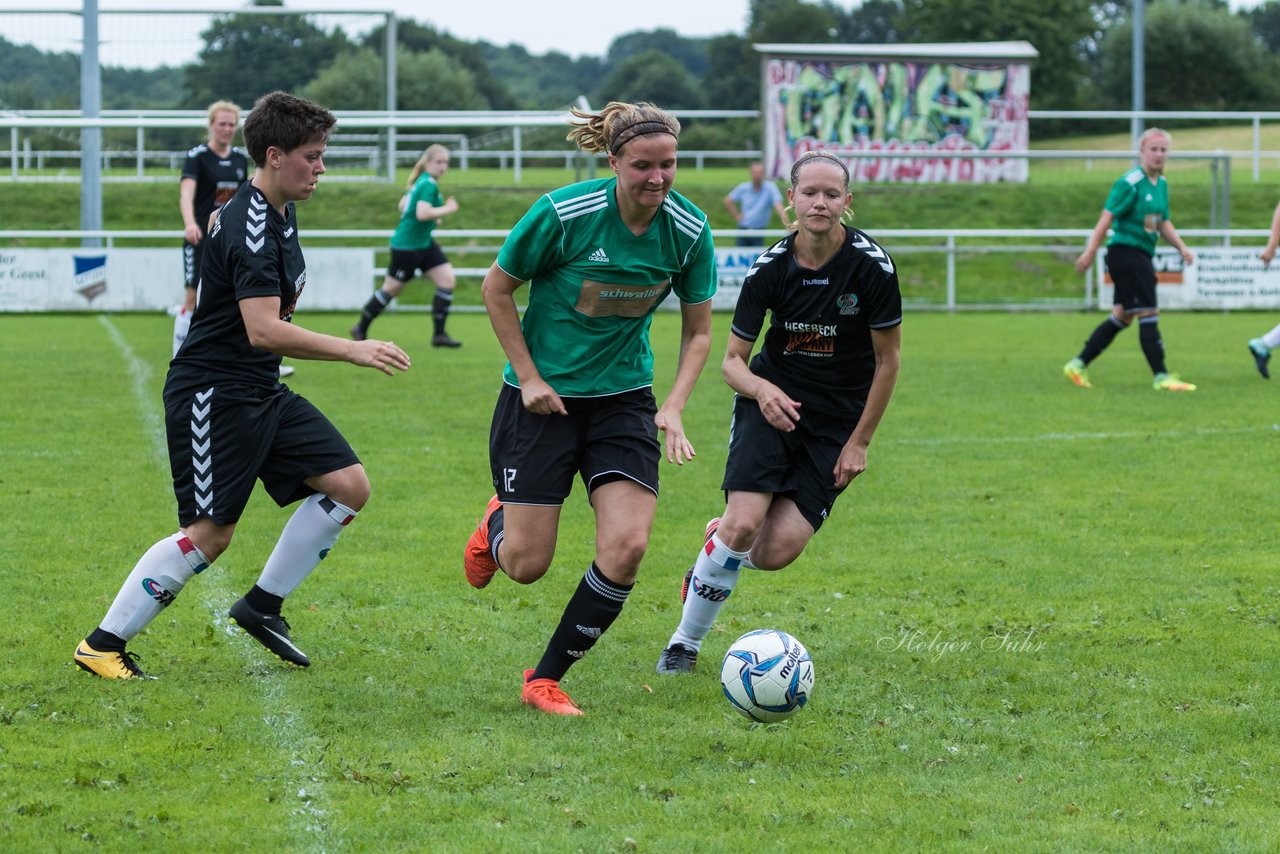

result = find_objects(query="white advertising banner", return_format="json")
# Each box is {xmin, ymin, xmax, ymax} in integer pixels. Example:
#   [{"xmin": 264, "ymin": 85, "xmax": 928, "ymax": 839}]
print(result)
[
  {"xmin": 711, "ymin": 245, "xmax": 767, "ymax": 310},
  {"xmin": 0, "ymin": 248, "xmax": 375, "ymax": 312},
  {"xmin": 1098, "ymin": 246, "xmax": 1280, "ymax": 310}
]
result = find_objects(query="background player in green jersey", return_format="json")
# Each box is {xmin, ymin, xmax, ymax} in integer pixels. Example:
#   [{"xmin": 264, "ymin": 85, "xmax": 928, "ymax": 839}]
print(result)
[
  {"xmin": 657, "ymin": 151, "xmax": 902, "ymax": 674},
  {"xmin": 463, "ymin": 101, "xmax": 717, "ymax": 715},
  {"xmin": 1247, "ymin": 199, "xmax": 1280, "ymax": 378},
  {"xmin": 1064, "ymin": 128, "xmax": 1197, "ymax": 392},
  {"xmin": 351, "ymin": 145, "xmax": 462, "ymax": 347}
]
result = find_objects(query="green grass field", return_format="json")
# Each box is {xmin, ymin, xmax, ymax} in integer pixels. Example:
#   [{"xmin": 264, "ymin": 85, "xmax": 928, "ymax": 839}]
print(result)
[{"xmin": 2, "ymin": 309, "xmax": 1277, "ymax": 851}]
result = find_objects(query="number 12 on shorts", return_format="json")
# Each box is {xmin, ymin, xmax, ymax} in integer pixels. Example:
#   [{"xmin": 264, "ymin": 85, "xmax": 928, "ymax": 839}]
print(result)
[{"xmin": 503, "ymin": 468, "xmax": 517, "ymax": 493}]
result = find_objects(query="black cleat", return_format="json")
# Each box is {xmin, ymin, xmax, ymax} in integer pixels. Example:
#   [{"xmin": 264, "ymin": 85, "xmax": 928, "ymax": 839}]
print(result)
[
  {"xmin": 432, "ymin": 333, "xmax": 462, "ymax": 348},
  {"xmin": 1249, "ymin": 339, "xmax": 1271, "ymax": 379},
  {"xmin": 228, "ymin": 597, "xmax": 311, "ymax": 667},
  {"xmin": 350, "ymin": 324, "xmax": 367, "ymax": 341},
  {"xmin": 656, "ymin": 643, "xmax": 699, "ymax": 675}
]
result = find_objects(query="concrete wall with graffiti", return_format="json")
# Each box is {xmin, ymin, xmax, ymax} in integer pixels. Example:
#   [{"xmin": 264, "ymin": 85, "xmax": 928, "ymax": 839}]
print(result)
[{"xmin": 763, "ymin": 52, "xmax": 1032, "ymax": 184}]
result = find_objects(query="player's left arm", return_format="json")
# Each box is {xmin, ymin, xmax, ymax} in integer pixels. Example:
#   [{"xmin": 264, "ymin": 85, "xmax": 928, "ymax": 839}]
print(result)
[
  {"xmin": 416, "ymin": 197, "xmax": 459, "ymax": 222},
  {"xmin": 240, "ymin": 297, "xmax": 410, "ymax": 375},
  {"xmin": 1158, "ymin": 219, "xmax": 1194, "ymax": 265},
  {"xmin": 655, "ymin": 298, "xmax": 713, "ymax": 466},
  {"xmin": 834, "ymin": 324, "xmax": 901, "ymax": 488}
]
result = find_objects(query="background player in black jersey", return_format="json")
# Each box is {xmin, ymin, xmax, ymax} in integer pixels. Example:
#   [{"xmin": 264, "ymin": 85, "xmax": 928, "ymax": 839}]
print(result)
[
  {"xmin": 657, "ymin": 151, "xmax": 902, "ymax": 674},
  {"xmin": 74, "ymin": 92, "xmax": 411, "ymax": 680},
  {"xmin": 175, "ymin": 101, "xmax": 248, "ymax": 357}
]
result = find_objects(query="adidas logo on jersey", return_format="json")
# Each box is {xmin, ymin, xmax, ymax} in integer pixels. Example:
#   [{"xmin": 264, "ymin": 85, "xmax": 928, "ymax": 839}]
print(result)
[{"xmin": 587, "ymin": 247, "xmax": 610, "ymax": 263}]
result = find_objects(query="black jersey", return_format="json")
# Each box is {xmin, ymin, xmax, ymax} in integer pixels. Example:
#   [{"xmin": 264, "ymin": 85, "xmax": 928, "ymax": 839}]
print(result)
[
  {"xmin": 730, "ymin": 225, "xmax": 902, "ymax": 420},
  {"xmin": 181, "ymin": 144, "xmax": 249, "ymax": 236},
  {"xmin": 168, "ymin": 182, "xmax": 306, "ymax": 392}
]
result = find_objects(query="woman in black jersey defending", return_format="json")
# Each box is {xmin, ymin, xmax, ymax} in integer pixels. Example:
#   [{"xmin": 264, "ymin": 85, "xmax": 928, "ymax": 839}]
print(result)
[
  {"xmin": 74, "ymin": 92, "xmax": 410, "ymax": 680},
  {"xmin": 656, "ymin": 151, "xmax": 902, "ymax": 674}
]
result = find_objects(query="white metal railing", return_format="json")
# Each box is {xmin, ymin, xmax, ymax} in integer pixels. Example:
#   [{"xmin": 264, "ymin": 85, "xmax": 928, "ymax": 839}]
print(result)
[
  {"xmin": 6, "ymin": 107, "xmax": 1280, "ymax": 184},
  {"xmin": 3, "ymin": 226, "xmax": 1270, "ymax": 312},
  {"xmin": 0, "ymin": 146, "xmax": 766, "ymax": 177}
]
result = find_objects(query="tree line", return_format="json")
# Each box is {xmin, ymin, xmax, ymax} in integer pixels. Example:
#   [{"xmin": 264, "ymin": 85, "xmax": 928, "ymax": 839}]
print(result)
[{"xmin": 3, "ymin": 0, "xmax": 1280, "ymax": 145}]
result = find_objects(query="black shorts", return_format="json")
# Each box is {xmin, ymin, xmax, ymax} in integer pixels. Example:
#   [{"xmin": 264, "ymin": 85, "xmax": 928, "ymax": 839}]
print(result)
[
  {"xmin": 387, "ymin": 244, "xmax": 448, "ymax": 283},
  {"xmin": 183, "ymin": 240, "xmax": 203, "ymax": 289},
  {"xmin": 163, "ymin": 382, "xmax": 359, "ymax": 527},
  {"xmin": 721, "ymin": 395, "xmax": 857, "ymax": 532},
  {"xmin": 1105, "ymin": 244, "xmax": 1157, "ymax": 313},
  {"xmin": 488, "ymin": 383, "xmax": 660, "ymax": 506}
]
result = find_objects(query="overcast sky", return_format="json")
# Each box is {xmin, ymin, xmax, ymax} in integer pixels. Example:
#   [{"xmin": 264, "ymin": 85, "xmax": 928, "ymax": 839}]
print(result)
[
  {"xmin": 0, "ymin": 1, "xmax": 1263, "ymax": 70},
  {"xmin": 0, "ymin": 0, "xmax": 753, "ymax": 68}
]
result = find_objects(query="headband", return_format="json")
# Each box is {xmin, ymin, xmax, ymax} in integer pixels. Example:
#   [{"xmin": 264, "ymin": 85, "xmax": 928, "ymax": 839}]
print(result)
[
  {"xmin": 610, "ymin": 120, "xmax": 675, "ymax": 154},
  {"xmin": 790, "ymin": 151, "xmax": 850, "ymax": 185}
]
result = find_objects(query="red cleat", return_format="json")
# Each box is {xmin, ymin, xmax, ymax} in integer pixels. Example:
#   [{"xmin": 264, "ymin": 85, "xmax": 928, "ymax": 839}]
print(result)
[
  {"xmin": 464, "ymin": 495, "xmax": 503, "ymax": 588},
  {"xmin": 521, "ymin": 668, "xmax": 583, "ymax": 716}
]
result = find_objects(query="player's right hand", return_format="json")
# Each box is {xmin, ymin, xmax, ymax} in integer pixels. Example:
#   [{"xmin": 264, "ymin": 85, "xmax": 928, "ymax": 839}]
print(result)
[
  {"xmin": 1073, "ymin": 249, "xmax": 1094, "ymax": 275},
  {"xmin": 185, "ymin": 223, "xmax": 202, "ymax": 244},
  {"xmin": 352, "ymin": 339, "xmax": 410, "ymax": 375},
  {"xmin": 755, "ymin": 383, "xmax": 801, "ymax": 432},
  {"xmin": 520, "ymin": 377, "xmax": 568, "ymax": 416}
]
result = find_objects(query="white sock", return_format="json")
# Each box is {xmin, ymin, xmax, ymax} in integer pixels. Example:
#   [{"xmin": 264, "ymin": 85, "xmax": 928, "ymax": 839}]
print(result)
[
  {"xmin": 172, "ymin": 309, "xmax": 191, "ymax": 357},
  {"xmin": 668, "ymin": 533, "xmax": 747, "ymax": 652},
  {"xmin": 100, "ymin": 533, "xmax": 209, "ymax": 640},
  {"xmin": 1261, "ymin": 323, "xmax": 1280, "ymax": 351},
  {"xmin": 255, "ymin": 494, "xmax": 357, "ymax": 598}
]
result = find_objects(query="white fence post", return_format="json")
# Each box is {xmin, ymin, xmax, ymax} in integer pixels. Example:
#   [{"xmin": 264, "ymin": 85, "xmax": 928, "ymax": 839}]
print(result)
[
  {"xmin": 946, "ymin": 234, "xmax": 957, "ymax": 310},
  {"xmin": 513, "ymin": 126, "xmax": 522, "ymax": 184}
]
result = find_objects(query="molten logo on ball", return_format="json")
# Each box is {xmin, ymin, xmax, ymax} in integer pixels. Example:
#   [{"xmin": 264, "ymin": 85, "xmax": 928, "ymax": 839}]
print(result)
[{"xmin": 720, "ymin": 629, "xmax": 814, "ymax": 723}]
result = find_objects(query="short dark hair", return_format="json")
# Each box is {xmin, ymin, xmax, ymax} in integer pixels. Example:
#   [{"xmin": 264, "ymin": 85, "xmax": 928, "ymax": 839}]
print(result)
[{"xmin": 242, "ymin": 91, "xmax": 336, "ymax": 168}]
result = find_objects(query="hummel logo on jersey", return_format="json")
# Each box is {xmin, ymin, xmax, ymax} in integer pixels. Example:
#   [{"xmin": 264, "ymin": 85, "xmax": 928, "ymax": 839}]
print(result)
[
  {"xmin": 851, "ymin": 233, "xmax": 895, "ymax": 275},
  {"xmin": 245, "ymin": 196, "xmax": 268, "ymax": 253},
  {"xmin": 283, "ymin": 226, "xmax": 295, "ymax": 239},
  {"xmin": 588, "ymin": 247, "xmax": 610, "ymax": 263}
]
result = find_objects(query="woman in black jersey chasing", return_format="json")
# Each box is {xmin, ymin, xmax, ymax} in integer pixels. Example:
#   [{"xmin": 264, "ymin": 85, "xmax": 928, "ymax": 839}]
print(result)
[{"xmin": 656, "ymin": 151, "xmax": 902, "ymax": 674}]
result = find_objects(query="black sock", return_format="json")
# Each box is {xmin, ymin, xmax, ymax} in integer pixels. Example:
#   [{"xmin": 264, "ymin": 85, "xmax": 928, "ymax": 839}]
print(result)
[
  {"xmin": 432, "ymin": 288, "xmax": 453, "ymax": 337},
  {"xmin": 244, "ymin": 584, "xmax": 284, "ymax": 616},
  {"xmin": 533, "ymin": 563, "xmax": 632, "ymax": 683},
  {"xmin": 357, "ymin": 289, "xmax": 391, "ymax": 332},
  {"xmin": 488, "ymin": 505, "xmax": 505, "ymax": 569},
  {"xmin": 87, "ymin": 628, "xmax": 126, "ymax": 651},
  {"xmin": 1080, "ymin": 316, "xmax": 1127, "ymax": 364},
  {"xmin": 1139, "ymin": 318, "xmax": 1167, "ymax": 374}
]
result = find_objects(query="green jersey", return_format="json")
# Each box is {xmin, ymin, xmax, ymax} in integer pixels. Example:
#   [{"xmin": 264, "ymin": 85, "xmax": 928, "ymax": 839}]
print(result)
[
  {"xmin": 1104, "ymin": 167, "xmax": 1169, "ymax": 257},
  {"xmin": 496, "ymin": 178, "xmax": 716, "ymax": 397},
  {"xmin": 390, "ymin": 173, "xmax": 442, "ymax": 250}
]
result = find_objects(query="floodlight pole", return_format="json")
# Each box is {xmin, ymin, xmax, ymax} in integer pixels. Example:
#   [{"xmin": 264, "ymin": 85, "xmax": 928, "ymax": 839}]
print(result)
[
  {"xmin": 1131, "ymin": 0, "xmax": 1144, "ymax": 151},
  {"xmin": 386, "ymin": 12, "xmax": 396, "ymax": 182},
  {"xmin": 81, "ymin": 0, "xmax": 103, "ymax": 247}
]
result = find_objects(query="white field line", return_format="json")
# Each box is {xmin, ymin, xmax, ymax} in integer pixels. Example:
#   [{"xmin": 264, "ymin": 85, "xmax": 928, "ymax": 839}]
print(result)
[{"xmin": 100, "ymin": 316, "xmax": 335, "ymax": 851}]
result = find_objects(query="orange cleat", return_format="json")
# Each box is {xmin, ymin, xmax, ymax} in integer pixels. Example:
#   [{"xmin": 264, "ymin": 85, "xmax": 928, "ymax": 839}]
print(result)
[
  {"xmin": 464, "ymin": 495, "xmax": 503, "ymax": 588},
  {"xmin": 521, "ymin": 668, "xmax": 583, "ymax": 716}
]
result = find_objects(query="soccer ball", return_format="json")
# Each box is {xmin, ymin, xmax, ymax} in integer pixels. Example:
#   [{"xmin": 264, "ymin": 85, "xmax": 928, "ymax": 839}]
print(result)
[{"xmin": 720, "ymin": 629, "xmax": 814, "ymax": 723}]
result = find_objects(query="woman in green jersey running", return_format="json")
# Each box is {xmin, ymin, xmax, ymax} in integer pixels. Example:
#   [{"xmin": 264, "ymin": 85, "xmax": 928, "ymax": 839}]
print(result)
[
  {"xmin": 463, "ymin": 101, "xmax": 718, "ymax": 716},
  {"xmin": 351, "ymin": 144, "xmax": 462, "ymax": 347}
]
